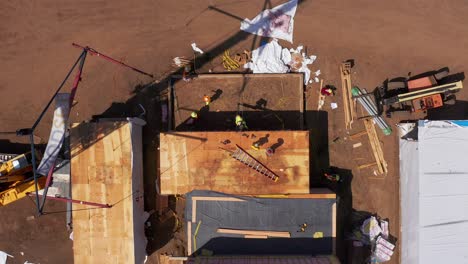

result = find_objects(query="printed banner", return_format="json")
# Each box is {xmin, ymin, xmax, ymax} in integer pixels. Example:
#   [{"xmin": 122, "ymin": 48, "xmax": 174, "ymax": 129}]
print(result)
[{"xmin": 37, "ymin": 93, "xmax": 70, "ymax": 175}]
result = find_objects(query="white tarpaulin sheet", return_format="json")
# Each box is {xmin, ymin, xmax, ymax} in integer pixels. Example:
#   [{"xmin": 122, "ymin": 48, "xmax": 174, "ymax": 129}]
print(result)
[
  {"xmin": 244, "ymin": 39, "xmax": 290, "ymax": 74},
  {"xmin": 37, "ymin": 93, "xmax": 70, "ymax": 175},
  {"xmin": 244, "ymin": 39, "xmax": 318, "ymax": 84},
  {"xmin": 400, "ymin": 120, "xmax": 468, "ymax": 264},
  {"xmin": 240, "ymin": 0, "xmax": 298, "ymax": 43}
]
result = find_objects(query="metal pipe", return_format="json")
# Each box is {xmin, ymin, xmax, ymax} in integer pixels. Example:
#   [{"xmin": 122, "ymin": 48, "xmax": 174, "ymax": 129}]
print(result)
[{"xmin": 352, "ymin": 87, "xmax": 392, "ymax": 135}]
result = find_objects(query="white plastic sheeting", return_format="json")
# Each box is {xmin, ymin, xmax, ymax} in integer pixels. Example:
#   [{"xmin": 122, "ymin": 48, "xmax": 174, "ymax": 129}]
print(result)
[
  {"xmin": 244, "ymin": 40, "xmax": 318, "ymax": 84},
  {"xmin": 240, "ymin": 0, "xmax": 298, "ymax": 43},
  {"xmin": 400, "ymin": 120, "xmax": 468, "ymax": 264},
  {"xmin": 243, "ymin": 39, "xmax": 290, "ymax": 74}
]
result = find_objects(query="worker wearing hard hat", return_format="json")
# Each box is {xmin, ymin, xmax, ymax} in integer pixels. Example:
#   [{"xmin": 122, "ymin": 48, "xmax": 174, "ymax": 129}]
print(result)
[
  {"xmin": 203, "ymin": 95, "xmax": 211, "ymax": 105},
  {"xmin": 235, "ymin": 115, "xmax": 247, "ymax": 130}
]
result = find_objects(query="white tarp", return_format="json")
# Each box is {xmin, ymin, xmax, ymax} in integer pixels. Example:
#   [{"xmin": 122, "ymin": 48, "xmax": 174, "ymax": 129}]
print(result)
[
  {"xmin": 244, "ymin": 40, "xmax": 318, "ymax": 84},
  {"xmin": 244, "ymin": 39, "xmax": 290, "ymax": 74},
  {"xmin": 400, "ymin": 120, "xmax": 468, "ymax": 264},
  {"xmin": 240, "ymin": 0, "xmax": 298, "ymax": 43},
  {"xmin": 37, "ymin": 93, "xmax": 70, "ymax": 175}
]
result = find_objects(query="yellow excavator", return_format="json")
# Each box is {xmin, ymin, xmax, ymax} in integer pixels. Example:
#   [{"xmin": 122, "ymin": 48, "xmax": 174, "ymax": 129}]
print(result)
[{"xmin": 0, "ymin": 152, "xmax": 46, "ymax": 206}]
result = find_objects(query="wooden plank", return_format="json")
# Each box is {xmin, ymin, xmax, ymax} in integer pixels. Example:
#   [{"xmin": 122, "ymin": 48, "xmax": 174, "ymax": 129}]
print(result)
[
  {"xmin": 244, "ymin": 235, "xmax": 268, "ymax": 239},
  {"xmin": 332, "ymin": 202, "xmax": 337, "ymax": 255},
  {"xmin": 250, "ymin": 193, "xmax": 336, "ymax": 199},
  {"xmin": 217, "ymin": 228, "xmax": 291, "ymax": 238},
  {"xmin": 364, "ymin": 119, "xmax": 388, "ymax": 174},
  {"xmin": 192, "ymin": 196, "xmax": 246, "ymax": 202},
  {"xmin": 340, "ymin": 65, "xmax": 350, "ymax": 129},
  {"xmin": 349, "ymin": 130, "xmax": 367, "ymax": 139},
  {"xmin": 340, "ymin": 62, "xmax": 355, "ymax": 130},
  {"xmin": 358, "ymin": 162, "xmax": 377, "ymax": 169},
  {"xmin": 191, "ymin": 198, "xmax": 197, "ymax": 223},
  {"xmin": 187, "ymin": 221, "xmax": 192, "ymax": 256}
]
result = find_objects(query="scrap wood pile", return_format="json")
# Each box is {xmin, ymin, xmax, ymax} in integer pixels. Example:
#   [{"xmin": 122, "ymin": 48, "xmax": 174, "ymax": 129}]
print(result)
[{"xmin": 339, "ymin": 61, "xmax": 389, "ymax": 176}]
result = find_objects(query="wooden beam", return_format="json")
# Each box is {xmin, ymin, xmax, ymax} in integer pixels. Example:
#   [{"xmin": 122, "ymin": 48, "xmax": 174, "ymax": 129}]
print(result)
[
  {"xmin": 192, "ymin": 197, "xmax": 246, "ymax": 202},
  {"xmin": 191, "ymin": 198, "xmax": 197, "ymax": 223},
  {"xmin": 187, "ymin": 221, "xmax": 192, "ymax": 256},
  {"xmin": 168, "ymin": 256, "xmax": 189, "ymax": 261},
  {"xmin": 340, "ymin": 62, "xmax": 355, "ymax": 130},
  {"xmin": 332, "ymin": 202, "xmax": 337, "ymax": 255},
  {"xmin": 250, "ymin": 193, "xmax": 336, "ymax": 199},
  {"xmin": 217, "ymin": 228, "xmax": 291, "ymax": 238},
  {"xmin": 244, "ymin": 235, "xmax": 268, "ymax": 239},
  {"xmin": 349, "ymin": 130, "xmax": 367, "ymax": 139},
  {"xmin": 358, "ymin": 162, "xmax": 377, "ymax": 169},
  {"xmin": 364, "ymin": 119, "xmax": 388, "ymax": 174}
]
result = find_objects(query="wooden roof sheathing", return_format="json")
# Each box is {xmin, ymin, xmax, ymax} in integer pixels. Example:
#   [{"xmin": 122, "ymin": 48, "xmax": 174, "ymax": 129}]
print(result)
[
  {"xmin": 159, "ymin": 131, "xmax": 310, "ymax": 195},
  {"xmin": 71, "ymin": 120, "xmax": 145, "ymax": 264}
]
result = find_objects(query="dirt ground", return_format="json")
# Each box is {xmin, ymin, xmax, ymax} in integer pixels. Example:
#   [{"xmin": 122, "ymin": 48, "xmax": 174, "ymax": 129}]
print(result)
[{"xmin": 2, "ymin": 0, "xmax": 468, "ymax": 263}]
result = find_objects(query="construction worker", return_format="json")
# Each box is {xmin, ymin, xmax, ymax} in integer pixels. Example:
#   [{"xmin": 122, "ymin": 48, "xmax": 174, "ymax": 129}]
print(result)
[
  {"xmin": 203, "ymin": 95, "xmax": 211, "ymax": 105},
  {"xmin": 321, "ymin": 85, "xmax": 337, "ymax": 96},
  {"xmin": 235, "ymin": 115, "xmax": 247, "ymax": 130},
  {"xmin": 266, "ymin": 147, "xmax": 274, "ymax": 156},
  {"xmin": 324, "ymin": 172, "xmax": 342, "ymax": 182},
  {"xmin": 186, "ymin": 111, "xmax": 198, "ymax": 125}
]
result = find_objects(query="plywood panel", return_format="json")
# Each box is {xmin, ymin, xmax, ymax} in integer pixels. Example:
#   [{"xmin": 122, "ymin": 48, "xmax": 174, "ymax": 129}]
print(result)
[
  {"xmin": 71, "ymin": 121, "xmax": 137, "ymax": 264},
  {"xmin": 160, "ymin": 131, "xmax": 309, "ymax": 194}
]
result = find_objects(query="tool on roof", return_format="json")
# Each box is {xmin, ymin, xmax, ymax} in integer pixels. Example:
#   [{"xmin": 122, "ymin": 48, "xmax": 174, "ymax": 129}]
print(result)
[{"xmin": 231, "ymin": 144, "xmax": 279, "ymax": 182}]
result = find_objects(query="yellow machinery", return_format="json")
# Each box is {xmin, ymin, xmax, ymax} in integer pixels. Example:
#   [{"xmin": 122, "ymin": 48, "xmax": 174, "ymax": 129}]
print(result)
[{"xmin": 0, "ymin": 152, "xmax": 46, "ymax": 206}]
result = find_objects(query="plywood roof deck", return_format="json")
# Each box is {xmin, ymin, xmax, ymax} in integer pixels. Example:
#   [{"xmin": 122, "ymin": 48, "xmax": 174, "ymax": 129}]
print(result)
[
  {"xmin": 159, "ymin": 131, "xmax": 309, "ymax": 195},
  {"xmin": 71, "ymin": 121, "xmax": 141, "ymax": 263},
  {"xmin": 172, "ymin": 74, "xmax": 304, "ymax": 130}
]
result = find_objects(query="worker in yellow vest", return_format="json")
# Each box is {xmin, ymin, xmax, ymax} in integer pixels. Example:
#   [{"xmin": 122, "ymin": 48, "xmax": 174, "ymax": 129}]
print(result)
[
  {"xmin": 186, "ymin": 111, "xmax": 198, "ymax": 125},
  {"xmin": 235, "ymin": 115, "xmax": 247, "ymax": 130},
  {"xmin": 203, "ymin": 95, "xmax": 211, "ymax": 105}
]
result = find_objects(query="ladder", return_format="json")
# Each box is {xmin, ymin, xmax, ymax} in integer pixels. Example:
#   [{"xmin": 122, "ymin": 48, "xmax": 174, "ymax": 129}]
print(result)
[{"xmin": 231, "ymin": 144, "xmax": 279, "ymax": 182}]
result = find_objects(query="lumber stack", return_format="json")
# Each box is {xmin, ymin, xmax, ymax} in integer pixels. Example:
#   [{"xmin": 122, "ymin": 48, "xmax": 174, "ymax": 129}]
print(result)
[
  {"xmin": 340, "ymin": 62, "xmax": 356, "ymax": 130},
  {"xmin": 363, "ymin": 119, "xmax": 388, "ymax": 174}
]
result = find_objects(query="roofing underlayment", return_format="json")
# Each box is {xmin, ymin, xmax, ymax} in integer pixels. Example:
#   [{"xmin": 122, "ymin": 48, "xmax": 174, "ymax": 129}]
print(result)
[
  {"xmin": 399, "ymin": 120, "xmax": 468, "ymax": 264},
  {"xmin": 185, "ymin": 191, "xmax": 336, "ymax": 256},
  {"xmin": 159, "ymin": 131, "xmax": 309, "ymax": 195},
  {"xmin": 172, "ymin": 74, "xmax": 304, "ymax": 131},
  {"xmin": 71, "ymin": 118, "xmax": 147, "ymax": 263}
]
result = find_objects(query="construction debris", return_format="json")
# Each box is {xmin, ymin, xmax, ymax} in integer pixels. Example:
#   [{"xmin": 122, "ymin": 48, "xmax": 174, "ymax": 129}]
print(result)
[
  {"xmin": 364, "ymin": 119, "xmax": 388, "ymax": 174},
  {"xmin": 191, "ymin": 43, "xmax": 204, "ymax": 54},
  {"xmin": 288, "ymin": 45, "xmax": 317, "ymax": 84},
  {"xmin": 173, "ymin": 57, "xmax": 191, "ymax": 67},
  {"xmin": 0, "ymin": 251, "xmax": 13, "ymax": 264}
]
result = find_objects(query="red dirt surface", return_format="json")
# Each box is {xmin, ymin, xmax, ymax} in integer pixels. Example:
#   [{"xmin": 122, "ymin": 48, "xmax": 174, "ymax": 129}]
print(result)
[{"xmin": 2, "ymin": 0, "xmax": 468, "ymax": 263}]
